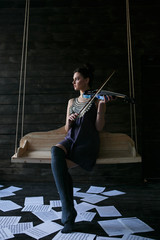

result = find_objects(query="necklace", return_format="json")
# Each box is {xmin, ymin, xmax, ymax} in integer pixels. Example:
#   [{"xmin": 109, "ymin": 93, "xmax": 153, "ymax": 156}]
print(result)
[{"xmin": 69, "ymin": 98, "xmax": 92, "ymax": 117}]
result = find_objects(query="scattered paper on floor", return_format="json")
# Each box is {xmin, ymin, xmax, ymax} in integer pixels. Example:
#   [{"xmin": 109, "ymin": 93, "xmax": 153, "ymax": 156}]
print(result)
[
  {"xmin": 52, "ymin": 231, "xmax": 96, "ymax": 240},
  {"xmin": 86, "ymin": 186, "xmax": 106, "ymax": 194},
  {"xmin": 33, "ymin": 209, "xmax": 60, "ymax": 222},
  {"xmin": 22, "ymin": 204, "xmax": 52, "ymax": 212},
  {"xmin": 8, "ymin": 222, "xmax": 33, "ymax": 234},
  {"xmin": 24, "ymin": 196, "xmax": 44, "ymax": 206},
  {"xmin": 24, "ymin": 221, "xmax": 63, "ymax": 239},
  {"xmin": 102, "ymin": 190, "xmax": 126, "ymax": 197},
  {"xmin": 96, "ymin": 206, "xmax": 122, "ymax": 217}
]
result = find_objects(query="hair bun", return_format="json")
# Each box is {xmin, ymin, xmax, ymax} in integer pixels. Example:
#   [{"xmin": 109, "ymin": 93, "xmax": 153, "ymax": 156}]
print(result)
[{"xmin": 83, "ymin": 63, "xmax": 95, "ymax": 74}]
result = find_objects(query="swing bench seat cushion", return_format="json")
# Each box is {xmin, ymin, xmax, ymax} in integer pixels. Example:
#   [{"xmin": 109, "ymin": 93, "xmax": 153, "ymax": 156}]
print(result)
[{"xmin": 11, "ymin": 126, "xmax": 141, "ymax": 164}]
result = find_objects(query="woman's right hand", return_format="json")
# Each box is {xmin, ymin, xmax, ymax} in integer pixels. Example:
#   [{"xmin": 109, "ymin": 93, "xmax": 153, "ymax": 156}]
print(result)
[
  {"xmin": 68, "ymin": 113, "xmax": 79, "ymax": 129},
  {"xmin": 68, "ymin": 113, "xmax": 79, "ymax": 124}
]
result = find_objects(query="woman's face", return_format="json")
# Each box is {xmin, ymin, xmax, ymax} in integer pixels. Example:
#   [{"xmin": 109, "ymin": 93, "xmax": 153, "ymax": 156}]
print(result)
[{"xmin": 72, "ymin": 72, "xmax": 89, "ymax": 92}]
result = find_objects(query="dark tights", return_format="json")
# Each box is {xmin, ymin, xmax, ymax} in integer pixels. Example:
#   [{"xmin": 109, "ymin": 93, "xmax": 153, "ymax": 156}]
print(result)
[{"xmin": 51, "ymin": 146, "xmax": 77, "ymax": 233}]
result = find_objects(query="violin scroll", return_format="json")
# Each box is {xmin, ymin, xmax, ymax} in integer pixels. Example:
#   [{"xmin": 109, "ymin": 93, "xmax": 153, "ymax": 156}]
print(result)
[{"xmin": 123, "ymin": 96, "xmax": 135, "ymax": 104}]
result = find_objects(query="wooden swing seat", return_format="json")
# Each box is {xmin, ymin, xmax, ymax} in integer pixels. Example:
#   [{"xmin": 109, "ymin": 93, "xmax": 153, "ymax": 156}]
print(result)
[{"xmin": 11, "ymin": 126, "xmax": 141, "ymax": 164}]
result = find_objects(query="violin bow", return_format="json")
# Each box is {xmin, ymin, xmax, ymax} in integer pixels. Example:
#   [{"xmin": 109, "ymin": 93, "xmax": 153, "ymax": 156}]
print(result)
[{"xmin": 78, "ymin": 70, "xmax": 115, "ymax": 116}]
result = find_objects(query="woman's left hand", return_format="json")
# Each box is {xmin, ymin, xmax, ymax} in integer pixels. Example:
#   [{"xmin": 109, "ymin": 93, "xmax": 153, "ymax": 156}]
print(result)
[
  {"xmin": 97, "ymin": 95, "xmax": 114, "ymax": 115},
  {"xmin": 99, "ymin": 95, "xmax": 113, "ymax": 105}
]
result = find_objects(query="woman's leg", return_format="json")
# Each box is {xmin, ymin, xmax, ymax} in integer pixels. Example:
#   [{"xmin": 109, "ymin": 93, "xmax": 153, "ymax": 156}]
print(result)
[{"xmin": 51, "ymin": 145, "xmax": 77, "ymax": 233}]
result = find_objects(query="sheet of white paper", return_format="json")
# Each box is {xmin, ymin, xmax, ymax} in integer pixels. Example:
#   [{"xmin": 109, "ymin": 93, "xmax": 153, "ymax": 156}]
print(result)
[
  {"xmin": 52, "ymin": 231, "xmax": 96, "ymax": 240},
  {"xmin": 74, "ymin": 200, "xmax": 78, "ymax": 206},
  {"xmin": 86, "ymin": 186, "xmax": 106, "ymax": 194},
  {"xmin": 24, "ymin": 221, "xmax": 63, "ymax": 239},
  {"xmin": 75, "ymin": 202, "xmax": 96, "ymax": 214},
  {"xmin": 22, "ymin": 204, "xmax": 52, "ymax": 212},
  {"xmin": 0, "ymin": 227, "xmax": 14, "ymax": 240},
  {"xmin": 98, "ymin": 217, "xmax": 154, "ymax": 237},
  {"xmin": 98, "ymin": 219, "xmax": 132, "ymax": 236},
  {"xmin": 122, "ymin": 234, "xmax": 155, "ymax": 240},
  {"xmin": 96, "ymin": 206, "xmax": 122, "ymax": 217},
  {"xmin": 0, "ymin": 216, "xmax": 21, "ymax": 227},
  {"xmin": 50, "ymin": 200, "xmax": 77, "ymax": 208},
  {"xmin": 55, "ymin": 211, "xmax": 62, "ymax": 219},
  {"xmin": 80, "ymin": 212, "xmax": 96, "ymax": 222},
  {"xmin": 96, "ymin": 236, "xmax": 122, "ymax": 240},
  {"xmin": 8, "ymin": 222, "xmax": 33, "ymax": 234},
  {"xmin": 73, "ymin": 188, "xmax": 81, "ymax": 193},
  {"xmin": 75, "ymin": 214, "xmax": 84, "ymax": 222},
  {"xmin": 0, "ymin": 200, "xmax": 22, "ymax": 212},
  {"xmin": 76, "ymin": 212, "xmax": 96, "ymax": 222},
  {"xmin": 118, "ymin": 217, "xmax": 154, "ymax": 234},
  {"xmin": 50, "ymin": 200, "xmax": 62, "ymax": 208},
  {"xmin": 81, "ymin": 194, "xmax": 108, "ymax": 204},
  {"xmin": 74, "ymin": 192, "xmax": 94, "ymax": 198},
  {"xmin": 0, "ymin": 190, "xmax": 15, "ymax": 198},
  {"xmin": 102, "ymin": 190, "xmax": 126, "ymax": 197},
  {"xmin": 4, "ymin": 186, "xmax": 22, "ymax": 193},
  {"xmin": 24, "ymin": 196, "xmax": 44, "ymax": 206},
  {"xmin": 33, "ymin": 209, "xmax": 60, "ymax": 222}
]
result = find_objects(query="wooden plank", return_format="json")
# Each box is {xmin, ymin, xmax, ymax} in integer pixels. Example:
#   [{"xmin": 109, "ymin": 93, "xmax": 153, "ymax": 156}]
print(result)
[
  {"xmin": 0, "ymin": 94, "xmax": 70, "ymax": 104},
  {"xmin": 0, "ymin": 104, "xmax": 66, "ymax": 114},
  {"xmin": 0, "ymin": 114, "xmax": 65, "ymax": 124},
  {"xmin": 0, "ymin": 161, "xmax": 143, "ymax": 185},
  {"xmin": 0, "ymin": 124, "xmax": 63, "ymax": 135},
  {"xmin": 11, "ymin": 153, "xmax": 141, "ymax": 164},
  {"xmin": 0, "ymin": 150, "xmax": 14, "ymax": 159}
]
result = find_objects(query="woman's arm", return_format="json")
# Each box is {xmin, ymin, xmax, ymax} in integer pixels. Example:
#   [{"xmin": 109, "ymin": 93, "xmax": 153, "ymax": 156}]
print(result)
[
  {"xmin": 95, "ymin": 96, "xmax": 114, "ymax": 131},
  {"xmin": 65, "ymin": 99, "xmax": 73, "ymax": 132},
  {"xmin": 65, "ymin": 99, "xmax": 78, "ymax": 132},
  {"xmin": 95, "ymin": 97, "xmax": 107, "ymax": 132}
]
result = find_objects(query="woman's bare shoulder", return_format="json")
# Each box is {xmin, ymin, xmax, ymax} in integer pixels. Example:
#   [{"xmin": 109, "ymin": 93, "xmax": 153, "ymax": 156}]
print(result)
[{"xmin": 68, "ymin": 98, "xmax": 75, "ymax": 106}]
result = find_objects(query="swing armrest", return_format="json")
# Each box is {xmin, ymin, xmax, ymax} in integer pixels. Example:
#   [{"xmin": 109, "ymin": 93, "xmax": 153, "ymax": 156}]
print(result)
[{"xmin": 16, "ymin": 139, "xmax": 28, "ymax": 157}]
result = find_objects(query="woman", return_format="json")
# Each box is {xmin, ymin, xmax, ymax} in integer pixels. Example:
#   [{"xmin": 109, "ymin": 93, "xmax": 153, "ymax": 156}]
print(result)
[{"xmin": 51, "ymin": 64, "xmax": 110, "ymax": 233}]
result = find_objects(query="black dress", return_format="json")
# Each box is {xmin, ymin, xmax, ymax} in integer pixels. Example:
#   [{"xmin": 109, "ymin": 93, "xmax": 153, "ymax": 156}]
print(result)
[{"xmin": 59, "ymin": 98, "xmax": 100, "ymax": 171}]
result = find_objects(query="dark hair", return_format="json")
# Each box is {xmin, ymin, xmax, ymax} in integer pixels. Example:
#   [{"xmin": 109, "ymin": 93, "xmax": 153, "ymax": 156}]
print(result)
[{"xmin": 73, "ymin": 63, "xmax": 95, "ymax": 87}]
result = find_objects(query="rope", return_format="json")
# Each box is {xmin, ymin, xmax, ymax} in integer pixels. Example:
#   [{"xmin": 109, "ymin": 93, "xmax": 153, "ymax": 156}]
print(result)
[
  {"xmin": 126, "ymin": 0, "xmax": 138, "ymax": 150},
  {"xmin": 15, "ymin": 0, "xmax": 30, "ymax": 154},
  {"xmin": 21, "ymin": 0, "xmax": 30, "ymax": 138}
]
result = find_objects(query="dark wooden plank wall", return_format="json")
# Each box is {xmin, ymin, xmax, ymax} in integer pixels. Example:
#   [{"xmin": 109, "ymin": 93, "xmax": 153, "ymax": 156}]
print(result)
[
  {"xmin": 141, "ymin": 56, "xmax": 160, "ymax": 180},
  {"xmin": 0, "ymin": 0, "xmax": 160, "ymax": 181}
]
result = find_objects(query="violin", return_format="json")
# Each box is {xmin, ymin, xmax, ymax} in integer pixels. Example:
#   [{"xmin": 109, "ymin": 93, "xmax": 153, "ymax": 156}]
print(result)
[
  {"xmin": 75, "ymin": 71, "xmax": 134, "ymax": 122},
  {"xmin": 83, "ymin": 89, "xmax": 135, "ymax": 104}
]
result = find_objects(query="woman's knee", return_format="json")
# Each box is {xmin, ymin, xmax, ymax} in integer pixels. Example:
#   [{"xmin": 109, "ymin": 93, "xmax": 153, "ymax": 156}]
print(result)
[
  {"xmin": 51, "ymin": 146, "xmax": 62, "ymax": 163},
  {"xmin": 56, "ymin": 144, "xmax": 67, "ymax": 155},
  {"xmin": 51, "ymin": 145, "xmax": 66, "ymax": 166},
  {"xmin": 51, "ymin": 145, "xmax": 65, "ymax": 155},
  {"xmin": 51, "ymin": 146, "xmax": 58, "ymax": 159}
]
